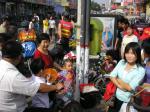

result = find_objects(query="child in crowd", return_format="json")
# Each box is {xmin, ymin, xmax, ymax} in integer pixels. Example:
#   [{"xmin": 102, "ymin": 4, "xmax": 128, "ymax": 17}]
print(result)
[
  {"xmin": 30, "ymin": 58, "xmax": 53, "ymax": 111},
  {"xmin": 57, "ymin": 59, "xmax": 75, "ymax": 102},
  {"xmin": 121, "ymin": 25, "xmax": 138, "ymax": 58}
]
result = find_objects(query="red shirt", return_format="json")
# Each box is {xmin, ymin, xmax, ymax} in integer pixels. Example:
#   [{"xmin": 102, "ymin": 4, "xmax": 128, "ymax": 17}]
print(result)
[
  {"xmin": 34, "ymin": 49, "xmax": 53, "ymax": 68},
  {"xmin": 60, "ymin": 20, "xmax": 73, "ymax": 38}
]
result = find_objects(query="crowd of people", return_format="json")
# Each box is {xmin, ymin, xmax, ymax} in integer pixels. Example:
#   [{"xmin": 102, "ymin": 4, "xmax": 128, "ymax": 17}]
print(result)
[
  {"xmin": 0, "ymin": 12, "xmax": 150, "ymax": 112},
  {"xmin": 102, "ymin": 16, "xmax": 150, "ymax": 112},
  {"xmin": 0, "ymin": 12, "xmax": 78, "ymax": 112}
]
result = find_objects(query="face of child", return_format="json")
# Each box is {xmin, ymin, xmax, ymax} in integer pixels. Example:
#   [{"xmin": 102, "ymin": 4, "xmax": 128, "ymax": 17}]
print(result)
[
  {"xmin": 127, "ymin": 27, "xmax": 133, "ymax": 36},
  {"xmin": 65, "ymin": 62, "xmax": 73, "ymax": 71},
  {"xmin": 125, "ymin": 49, "xmax": 137, "ymax": 64},
  {"xmin": 66, "ymin": 73, "xmax": 73, "ymax": 80},
  {"xmin": 39, "ymin": 40, "xmax": 50, "ymax": 51}
]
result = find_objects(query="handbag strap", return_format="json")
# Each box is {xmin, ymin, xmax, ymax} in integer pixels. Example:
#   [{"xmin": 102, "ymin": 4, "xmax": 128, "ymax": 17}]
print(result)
[{"xmin": 134, "ymin": 86, "xmax": 150, "ymax": 97}]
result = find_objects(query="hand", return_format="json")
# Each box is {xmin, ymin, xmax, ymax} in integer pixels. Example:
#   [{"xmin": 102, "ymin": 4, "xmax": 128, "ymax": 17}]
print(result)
[{"xmin": 56, "ymin": 83, "xmax": 64, "ymax": 91}]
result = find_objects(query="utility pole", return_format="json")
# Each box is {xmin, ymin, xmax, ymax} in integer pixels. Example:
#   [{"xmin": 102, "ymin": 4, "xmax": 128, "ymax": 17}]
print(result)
[
  {"xmin": 84, "ymin": 0, "xmax": 90, "ymax": 84},
  {"xmin": 74, "ymin": 0, "xmax": 82, "ymax": 101},
  {"xmin": 74, "ymin": 0, "xmax": 90, "ymax": 101}
]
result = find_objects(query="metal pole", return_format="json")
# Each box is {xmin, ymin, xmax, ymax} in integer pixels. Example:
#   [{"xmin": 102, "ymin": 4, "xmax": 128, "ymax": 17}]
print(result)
[
  {"xmin": 74, "ymin": 0, "xmax": 90, "ymax": 101},
  {"xmin": 74, "ymin": 0, "xmax": 82, "ymax": 101},
  {"xmin": 84, "ymin": 0, "xmax": 90, "ymax": 84},
  {"xmin": 80, "ymin": 0, "xmax": 86, "ymax": 83}
]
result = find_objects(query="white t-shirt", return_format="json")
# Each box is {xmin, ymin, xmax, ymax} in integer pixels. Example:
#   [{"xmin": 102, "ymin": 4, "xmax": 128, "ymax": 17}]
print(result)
[
  {"xmin": 121, "ymin": 34, "xmax": 138, "ymax": 56},
  {"xmin": 49, "ymin": 20, "xmax": 56, "ymax": 29},
  {"xmin": 0, "ymin": 60, "xmax": 40, "ymax": 112},
  {"xmin": 32, "ymin": 76, "xmax": 50, "ymax": 108}
]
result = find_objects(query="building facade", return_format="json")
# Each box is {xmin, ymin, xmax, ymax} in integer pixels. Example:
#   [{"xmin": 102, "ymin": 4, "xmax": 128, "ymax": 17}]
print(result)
[
  {"xmin": 112, "ymin": 0, "xmax": 146, "ymax": 16},
  {"xmin": 0, "ymin": 0, "xmax": 55, "ymax": 17}
]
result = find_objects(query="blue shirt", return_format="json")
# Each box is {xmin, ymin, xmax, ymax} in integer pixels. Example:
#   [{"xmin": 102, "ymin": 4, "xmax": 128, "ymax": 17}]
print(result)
[{"xmin": 110, "ymin": 59, "xmax": 145, "ymax": 102}]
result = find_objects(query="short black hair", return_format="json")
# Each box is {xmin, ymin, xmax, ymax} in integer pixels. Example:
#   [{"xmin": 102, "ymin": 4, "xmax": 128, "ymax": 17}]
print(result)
[
  {"xmin": 37, "ymin": 33, "xmax": 50, "ymax": 45},
  {"xmin": 2, "ymin": 40, "xmax": 23, "ymax": 58},
  {"xmin": 122, "ymin": 18, "xmax": 130, "ymax": 25},
  {"xmin": 142, "ymin": 38, "xmax": 150, "ymax": 55},
  {"xmin": 124, "ymin": 42, "xmax": 141, "ymax": 65},
  {"xmin": 62, "ymin": 12, "xmax": 70, "ymax": 20},
  {"xmin": 117, "ymin": 15, "xmax": 125, "ymax": 23},
  {"xmin": 30, "ymin": 58, "xmax": 45, "ymax": 74}
]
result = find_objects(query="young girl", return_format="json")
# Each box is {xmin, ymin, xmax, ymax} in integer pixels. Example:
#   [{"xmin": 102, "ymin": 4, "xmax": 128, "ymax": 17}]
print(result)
[
  {"xmin": 121, "ymin": 26, "xmax": 138, "ymax": 58},
  {"xmin": 57, "ymin": 59, "xmax": 75, "ymax": 102},
  {"xmin": 109, "ymin": 42, "xmax": 145, "ymax": 112}
]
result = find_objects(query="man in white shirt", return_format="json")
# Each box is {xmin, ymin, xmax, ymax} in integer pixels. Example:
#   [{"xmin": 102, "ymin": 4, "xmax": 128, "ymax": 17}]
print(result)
[{"xmin": 0, "ymin": 40, "xmax": 63, "ymax": 112}]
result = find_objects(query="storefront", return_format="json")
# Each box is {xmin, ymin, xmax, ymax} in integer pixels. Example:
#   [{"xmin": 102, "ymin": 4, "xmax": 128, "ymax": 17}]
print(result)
[
  {"xmin": 0, "ymin": 0, "xmax": 6, "ymax": 16},
  {"xmin": 0, "ymin": 0, "xmax": 54, "ymax": 21}
]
